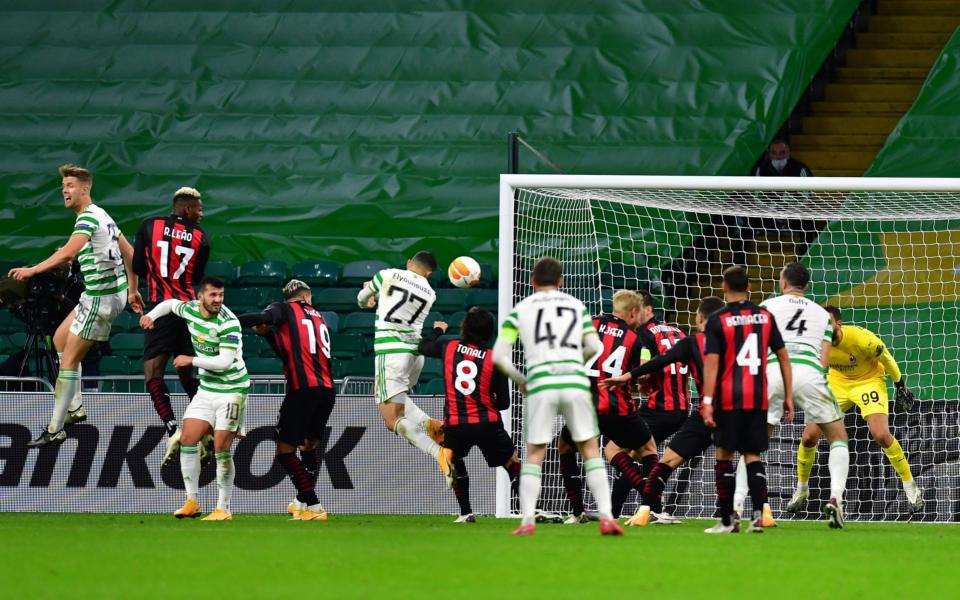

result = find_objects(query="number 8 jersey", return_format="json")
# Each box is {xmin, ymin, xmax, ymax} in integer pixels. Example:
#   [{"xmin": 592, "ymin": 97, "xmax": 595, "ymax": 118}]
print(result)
[
  {"xmin": 501, "ymin": 289, "xmax": 596, "ymax": 395},
  {"xmin": 365, "ymin": 268, "xmax": 437, "ymax": 355}
]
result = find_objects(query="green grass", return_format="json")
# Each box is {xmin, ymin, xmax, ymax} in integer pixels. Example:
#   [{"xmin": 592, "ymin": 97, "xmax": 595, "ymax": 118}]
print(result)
[{"xmin": 1, "ymin": 513, "xmax": 958, "ymax": 599}]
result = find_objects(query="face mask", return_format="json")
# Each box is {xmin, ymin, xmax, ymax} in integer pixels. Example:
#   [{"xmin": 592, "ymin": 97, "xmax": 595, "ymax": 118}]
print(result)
[{"xmin": 771, "ymin": 158, "xmax": 788, "ymax": 170}]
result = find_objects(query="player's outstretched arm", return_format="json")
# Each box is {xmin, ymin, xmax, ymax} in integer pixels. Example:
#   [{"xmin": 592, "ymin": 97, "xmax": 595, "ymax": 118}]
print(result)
[
  {"xmin": 600, "ymin": 336, "xmax": 693, "ymax": 389},
  {"xmin": 118, "ymin": 234, "xmax": 143, "ymax": 314},
  {"xmin": 140, "ymin": 299, "xmax": 182, "ymax": 329},
  {"xmin": 417, "ymin": 322, "xmax": 447, "ymax": 358},
  {"xmin": 7, "ymin": 234, "xmax": 88, "ymax": 281},
  {"xmin": 357, "ymin": 271, "xmax": 384, "ymax": 309},
  {"xmin": 188, "ymin": 347, "xmax": 238, "ymax": 372}
]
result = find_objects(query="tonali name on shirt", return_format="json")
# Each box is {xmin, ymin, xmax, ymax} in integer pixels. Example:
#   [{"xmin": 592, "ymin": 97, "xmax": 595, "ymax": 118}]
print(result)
[
  {"xmin": 597, "ymin": 323, "xmax": 624, "ymax": 337},
  {"xmin": 163, "ymin": 226, "xmax": 194, "ymax": 242},
  {"xmin": 457, "ymin": 344, "xmax": 487, "ymax": 359},
  {"xmin": 723, "ymin": 313, "xmax": 769, "ymax": 327}
]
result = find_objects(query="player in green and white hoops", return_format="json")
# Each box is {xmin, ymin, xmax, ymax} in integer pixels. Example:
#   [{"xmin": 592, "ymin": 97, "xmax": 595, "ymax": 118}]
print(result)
[
  {"xmin": 9, "ymin": 164, "xmax": 141, "ymax": 448},
  {"xmin": 356, "ymin": 251, "xmax": 457, "ymax": 486},
  {"xmin": 492, "ymin": 257, "xmax": 623, "ymax": 537},
  {"xmin": 141, "ymin": 276, "xmax": 249, "ymax": 520}
]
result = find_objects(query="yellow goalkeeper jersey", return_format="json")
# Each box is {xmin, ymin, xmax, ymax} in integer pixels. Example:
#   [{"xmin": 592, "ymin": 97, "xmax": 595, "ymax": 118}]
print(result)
[{"xmin": 827, "ymin": 324, "xmax": 902, "ymax": 383}]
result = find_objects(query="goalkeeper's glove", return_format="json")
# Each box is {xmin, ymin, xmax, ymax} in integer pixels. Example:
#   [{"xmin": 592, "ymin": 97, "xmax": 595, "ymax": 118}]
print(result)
[{"xmin": 894, "ymin": 378, "xmax": 916, "ymax": 412}]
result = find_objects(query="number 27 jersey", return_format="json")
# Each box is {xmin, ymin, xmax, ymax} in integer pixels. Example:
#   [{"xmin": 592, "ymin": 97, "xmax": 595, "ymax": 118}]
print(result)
[
  {"xmin": 502, "ymin": 290, "xmax": 596, "ymax": 395},
  {"xmin": 369, "ymin": 268, "xmax": 436, "ymax": 355}
]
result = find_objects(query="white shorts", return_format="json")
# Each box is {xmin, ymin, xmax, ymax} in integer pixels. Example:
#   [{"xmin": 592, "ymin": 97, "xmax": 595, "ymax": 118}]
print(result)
[
  {"xmin": 767, "ymin": 363, "xmax": 843, "ymax": 426},
  {"xmin": 69, "ymin": 291, "xmax": 126, "ymax": 342},
  {"xmin": 375, "ymin": 353, "xmax": 423, "ymax": 404},
  {"xmin": 183, "ymin": 389, "xmax": 249, "ymax": 434},
  {"xmin": 524, "ymin": 387, "xmax": 599, "ymax": 445}
]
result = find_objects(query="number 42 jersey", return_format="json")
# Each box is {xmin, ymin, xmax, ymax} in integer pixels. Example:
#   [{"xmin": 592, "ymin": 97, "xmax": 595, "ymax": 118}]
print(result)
[
  {"xmin": 501, "ymin": 289, "xmax": 596, "ymax": 395},
  {"xmin": 364, "ymin": 268, "xmax": 437, "ymax": 355}
]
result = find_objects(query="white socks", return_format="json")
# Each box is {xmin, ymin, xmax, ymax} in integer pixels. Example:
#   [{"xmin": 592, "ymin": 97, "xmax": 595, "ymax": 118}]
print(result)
[
  {"xmin": 216, "ymin": 450, "xmax": 235, "ymax": 511},
  {"xmin": 403, "ymin": 397, "xmax": 432, "ymax": 427},
  {"xmin": 48, "ymin": 369, "xmax": 79, "ymax": 433},
  {"xmin": 395, "ymin": 416, "xmax": 440, "ymax": 460},
  {"xmin": 58, "ymin": 353, "xmax": 84, "ymax": 412},
  {"xmin": 828, "ymin": 441, "xmax": 849, "ymax": 502},
  {"xmin": 181, "ymin": 444, "xmax": 200, "ymax": 500},
  {"xmin": 583, "ymin": 457, "xmax": 613, "ymax": 520},
  {"xmin": 733, "ymin": 456, "xmax": 748, "ymax": 515},
  {"xmin": 519, "ymin": 464, "xmax": 542, "ymax": 526}
]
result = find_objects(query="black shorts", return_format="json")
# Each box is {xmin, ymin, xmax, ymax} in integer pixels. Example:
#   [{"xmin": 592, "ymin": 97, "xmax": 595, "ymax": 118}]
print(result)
[
  {"xmin": 598, "ymin": 413, "xmax": 652, "ymax": 450},
  {"xmin": 444, "ymin": 422, "xmax": 515, "ymax": 468},
  {"xmin": 143, "ymin": 313, "xmax": 194, "ymax": 361},
  {"xmin": 667, "ymin": 411, "xmax": 714, "ymax": 460},
  {"xmin": 275, "ymin": 386, "xmax": 336, "ymax": 447},
  {"xmin": 712, "ymin": 409, "xmax": 768, "ymax": 454},
  {"xmin": 638, "ymin": 407, "xmax": 687, "ymax": 444}
]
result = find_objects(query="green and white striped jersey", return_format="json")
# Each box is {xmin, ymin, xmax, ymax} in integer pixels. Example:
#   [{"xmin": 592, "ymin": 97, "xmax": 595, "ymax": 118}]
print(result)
[
  {"xmin": 367, "ymin": 268, "xmax": 436, "ymax": 355},
  {"xmin": 761, "ymin": 294, "xmax": 832, "ymax": 371},
  {"xmin": 501, "ymin": 290, "xmax": 597, "ymax": 395},
  {"xmin": 72, "ymin": 204, "xmax": 127, "ymax": 297},
  {"xmin": 171, "ymin": 300, "xmax": 249, "ymax": 394}
]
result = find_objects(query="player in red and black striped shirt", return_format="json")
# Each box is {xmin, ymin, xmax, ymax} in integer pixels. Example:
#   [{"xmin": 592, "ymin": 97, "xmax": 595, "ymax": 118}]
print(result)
[
  {"xmin": 239, "ymin": 279, "xmax": 335, "ymax": 520},
  {"xmin": 636, "ymin": 290, "xmax": 690, "ymax": 441},
  {"xmin": 132, "ymin": 187, "xmax": 210, "ymax": 456},
  {"xmin": 557, "ymin": 291, "xmax": 657, "ymax": 523},
  {"xmin": 603, "ymin": 296, "xmax": 725, "ymax": 526},
  {"xmin": 418, "ymin": 307, "xmax": 520, "ymax": 523},
  {"xmin": 701, "ymin": 266, "xmax": 792, "ymax": 534}
]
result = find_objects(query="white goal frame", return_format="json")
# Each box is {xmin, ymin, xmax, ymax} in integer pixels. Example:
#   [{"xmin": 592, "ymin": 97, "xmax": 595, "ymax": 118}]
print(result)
[{"xmin": 495, "ymin": 174, "xmax": 960, "ymax": 519}]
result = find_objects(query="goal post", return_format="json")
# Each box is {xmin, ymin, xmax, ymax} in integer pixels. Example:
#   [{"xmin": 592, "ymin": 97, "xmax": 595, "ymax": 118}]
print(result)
[{"xmin": 496, "ymin": 174, "xmax": 960, "ymax": 522}]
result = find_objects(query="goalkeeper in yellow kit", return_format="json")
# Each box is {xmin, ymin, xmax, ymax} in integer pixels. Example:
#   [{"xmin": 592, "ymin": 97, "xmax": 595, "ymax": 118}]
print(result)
[{"xmin": 785, "ymin": 305, "xmax": 923, "ymax": 515}]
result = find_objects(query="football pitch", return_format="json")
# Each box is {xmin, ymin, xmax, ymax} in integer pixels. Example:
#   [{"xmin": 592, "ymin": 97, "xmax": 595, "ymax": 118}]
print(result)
[{"xmin": 2, "ymin": 514, "xmax": 958, "ymax": 599}]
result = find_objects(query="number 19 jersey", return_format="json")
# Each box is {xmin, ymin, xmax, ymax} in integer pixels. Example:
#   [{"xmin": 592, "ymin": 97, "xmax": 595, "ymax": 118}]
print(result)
[
  {"xmin": 502, "ymin": 289, "xmax": 596, "ymax": 395},
  {"xmin": 369, "ymin": 268, "xmax": 436, "ymax": 355},
  {"xmin": 760, "ymin": 294, "xmax": 832, "ymax": 370}
]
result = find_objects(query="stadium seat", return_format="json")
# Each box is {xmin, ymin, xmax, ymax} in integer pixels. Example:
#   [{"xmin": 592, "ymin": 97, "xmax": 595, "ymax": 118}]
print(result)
[
  {"xmin": 204, "ymin": 261, "xmax": 237, "ymax": 286},
  {"xmin": 4, "ymin": 332, "xmax": 27, "ymax": 353},
  {"xmin": 245, "ymin": 357, "xmax": 283, "ymax": 375},
  {"xmin": 0, "ymin": 311, "xmax": 21, "ymax": 334},
  {"xmin": 111, "ymin": 333, "xmax": 145, "ymax": 358},
  {"xmin": 433, "ymin": 289, "xmax": 468, "ymax": 313},
  {"xmin": 331, "ymin": 333, "xmax": 368, "ymax": 359},
  {"xmin": 112, "ymin": 310, "xmax": 140, "ymax": 333},
  {"xmin": 341, "ymin": 260, "xmax": 390, "ymax": 286},
  {"xmin": 340, "ymin": 312, "xmax": 376, "ymax": 335},
  {"xmin": 421, "ymin": 358, "xmax": 443, "ymax": 379},
  {"xmin": 291, "ymin": 260, "xmax": 341, "ymax": 287},
  {"xmin": 255, "ymin": 285, "xmax": 283, "ymax": 306},
  {"xmin": 321, "ymin": 311, "xmax": 339, "ymax": 333},
  {"xmin": 321, "ymin": 288, "xmax": 362, "ymax": 312},
  {"xmin": 424, "ymin": 311, "xmax": 445, "ymax": 331},
  {"xmin": 331, "ymin": 358, "xmax": 346, "ymax": 380},
  {"xmin": 446, "ymin": 311, "xmax": 467, "ymax": 333},
  {"xmin": 242, "ymin": 334, "xmax": 271, "ymax": 357},
  {"xmin": 237, "ymin": 259, "xmax": 287, "ymax": 286},
  {"xmin": 475, "ymin": 262, "xmax": 496, "ymax": 288},
  {"xmin": 229, "ymin": 288, "xmax": 268, "ymax": 312},
  {"xmin": 98, "ymin": 356, "xmax": 131, "ymax": 375},
  {"xmin": 419, "ymin": 378, "xmax": 446, "ymax": 396},
  {"xmin": 466, "ymin": 289, "xmax": 497, "ymax": 312},
  {"xmin": 341, "ymin": 357, "xmax": 374, "ymax": 377}
]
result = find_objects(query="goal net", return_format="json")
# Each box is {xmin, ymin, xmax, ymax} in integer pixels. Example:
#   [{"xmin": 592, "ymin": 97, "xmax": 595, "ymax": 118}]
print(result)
[{"xmin": 496, "ymin": 175, "xmax": 960, "ymax": 523}]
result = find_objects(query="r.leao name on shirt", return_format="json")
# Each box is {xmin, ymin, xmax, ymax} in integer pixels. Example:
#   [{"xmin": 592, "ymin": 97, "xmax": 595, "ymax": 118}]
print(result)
[
  {"xmin": 391, "ymin": 272, "xmax": 432, "ymax": 295},
  {"xmin": 163, "ymin": 226, "xmax": 193, "ymax": 242},
  {"xmin": 597, "ymin": 323, "xmax": 624, "ymax": 338},
  {"xmin": 458, "ymin": 344, "xmax": 487, "ymax": 359},
  {"xmin": 724, "ymin": 313, "xmax": 770, "ymax": 327}
]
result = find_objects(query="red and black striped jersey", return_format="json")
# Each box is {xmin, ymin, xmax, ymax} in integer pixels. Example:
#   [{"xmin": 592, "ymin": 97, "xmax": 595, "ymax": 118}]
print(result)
[
  {"xmin": 418, "ymin": 330, "xmax": 509, "ymax": 426},
  {"xmin": 133, "ymin": 215, "xmax": 210, "ymax": 303},
  {"xmin": 639, "ymin": 319, "xmax": 690, "ymax": 412},
  {"xmin": 264, "ymin": 301, "xmax": 334, "ymax": 391},
  {"xmin": 589, "ymin": 314, "xmax": 644, "ymax": 416},
  {"xmin": 631, "ymin": 332, "xmax": 706, "ymax": 409},
  {"xmin": 704, "ymin": 301, "xmax": 784, "ymax": 411}
]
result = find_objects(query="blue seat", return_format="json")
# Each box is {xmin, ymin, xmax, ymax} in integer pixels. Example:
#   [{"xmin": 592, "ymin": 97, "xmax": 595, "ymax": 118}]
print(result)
[
  {"xmin": 237, "ymin": 260, "xmax": 288, "ymax": 286},
  {"xmin": 291, "ymin": 260, "xmax": 342, "ymax": 287},
  {"xmin": 341, "ymin": 260, "xmax": 390, "ymax": 286}
]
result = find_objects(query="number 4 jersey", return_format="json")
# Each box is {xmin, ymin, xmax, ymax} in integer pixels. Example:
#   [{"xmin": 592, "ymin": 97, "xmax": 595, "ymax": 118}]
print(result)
[
  {"xmin": 760, "ymin": 294, "xmax": 832, "ymax": 370},
  {"xmin": 133, "ymin": 214, "xmax": 210, "ymax": 303},
  {"xmin": 364, "ymin": 268, "xmax": 437, "ymax": 355}
]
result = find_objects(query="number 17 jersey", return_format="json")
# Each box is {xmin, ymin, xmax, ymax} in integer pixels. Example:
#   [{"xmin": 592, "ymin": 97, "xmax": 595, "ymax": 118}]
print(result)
[
  {"xmin": 369, "ymin": 268, "xmax": 436, "ymax": 355},
  {"xmin": 502, "ymin": 289, "xmax": 596, "ymax": 395}
]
